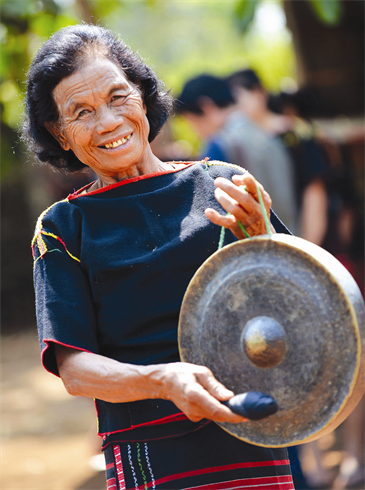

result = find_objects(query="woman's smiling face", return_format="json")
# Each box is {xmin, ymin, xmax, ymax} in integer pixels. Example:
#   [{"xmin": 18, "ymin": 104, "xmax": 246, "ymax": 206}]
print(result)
[{"xmin": 50, "ymin": 57, "xmax": 152, "ymax": 180}]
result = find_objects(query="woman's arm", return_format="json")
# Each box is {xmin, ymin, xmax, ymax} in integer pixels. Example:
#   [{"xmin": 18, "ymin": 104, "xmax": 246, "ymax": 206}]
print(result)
[
  {"xmin": 55, "ymin": 344, "xmax": 246, "ymax": 424},
  {"xmin": 300, "ymin": 179, "xmax": 328, "ymax": 245},
  {"xmin": 205, "ymin": 172, "xmax": 275, "ymax": 239}
]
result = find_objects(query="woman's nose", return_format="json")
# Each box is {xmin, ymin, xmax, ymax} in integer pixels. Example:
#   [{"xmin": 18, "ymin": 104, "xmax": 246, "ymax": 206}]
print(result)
[{"xmin": 95, "ymin": 106, "xmax": 123, "ymax": 133}]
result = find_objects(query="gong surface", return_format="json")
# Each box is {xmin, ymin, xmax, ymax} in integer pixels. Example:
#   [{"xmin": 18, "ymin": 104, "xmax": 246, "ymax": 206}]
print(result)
[{"xmin": 178, "ymin": 234, "xmax": 365, "ymax": 447}]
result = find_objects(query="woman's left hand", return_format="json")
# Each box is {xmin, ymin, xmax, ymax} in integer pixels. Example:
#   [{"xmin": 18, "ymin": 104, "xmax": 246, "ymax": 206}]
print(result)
[{"xmin": 205, "ymin": 172, "xmax": 275, "ymax": 239}]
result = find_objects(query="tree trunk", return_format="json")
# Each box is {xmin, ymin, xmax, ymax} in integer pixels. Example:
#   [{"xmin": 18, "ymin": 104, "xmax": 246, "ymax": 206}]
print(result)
[{"xmin": 284, "ymin": 0, "xmax": 364, "ymax": 117}]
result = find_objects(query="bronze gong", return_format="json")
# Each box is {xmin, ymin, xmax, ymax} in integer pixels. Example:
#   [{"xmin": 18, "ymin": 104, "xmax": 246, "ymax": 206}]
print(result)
[{"xmin": 178, "ymin": 234, "xmax": 365, "ymax": 447}]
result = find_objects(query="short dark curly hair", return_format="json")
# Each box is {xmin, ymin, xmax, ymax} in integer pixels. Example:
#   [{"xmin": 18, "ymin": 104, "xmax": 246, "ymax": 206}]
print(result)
[
  {"xmin": 226, "ymin": 69, "xmax": 263, "ymax": 91},
  {"xmin": 22, "ymin": 24, "xmax": 173, "ymax": 172},
  {"xmin": 175, "ymin": 75, "xmax": 235, "ymax": 115}
]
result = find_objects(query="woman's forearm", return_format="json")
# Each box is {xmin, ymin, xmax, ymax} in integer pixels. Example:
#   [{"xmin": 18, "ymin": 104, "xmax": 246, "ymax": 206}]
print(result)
[
  {"xmin": 55, "ymin": 344, "xmax": 163, "ymax": 403},
  {"xmin": 54, "ymin": 344, "xmax": 245, "ymax": 423}
]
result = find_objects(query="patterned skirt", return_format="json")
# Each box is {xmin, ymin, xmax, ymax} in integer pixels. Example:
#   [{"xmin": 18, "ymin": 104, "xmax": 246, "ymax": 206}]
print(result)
[{"xmin": 103, "ymin": 422, "xmax": 294, "ymax": 490}]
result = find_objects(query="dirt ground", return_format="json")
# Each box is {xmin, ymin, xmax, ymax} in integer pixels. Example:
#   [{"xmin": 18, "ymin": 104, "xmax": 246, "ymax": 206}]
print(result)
[
  {"xmin": 1, "ymin": 328, "xmax": 105, "ymax": 490},
  {"xmin": 1, "ymin": 328, "xmax": 364, "ymax": 490}
]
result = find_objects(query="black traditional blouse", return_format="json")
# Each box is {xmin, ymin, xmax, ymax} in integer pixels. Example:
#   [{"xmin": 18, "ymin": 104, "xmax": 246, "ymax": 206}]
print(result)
[{"xmin": 32, "ymin": 160, "xmax": 289, "ymax": 447}]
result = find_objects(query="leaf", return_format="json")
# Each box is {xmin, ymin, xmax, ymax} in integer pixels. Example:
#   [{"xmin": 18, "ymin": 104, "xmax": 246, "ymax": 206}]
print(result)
[
  {"xmin": 234, "ymin": 0, "xmax": 261, "ymax": 34},
  {"xmin": 0, "ymin": 0, "xmax": 36, "ymax": 18},
  {"xmin": 308, "ymin": 0, "xmax": 343, "ymax": 26},
  {"xmin": 91, "ymin": 0, "xmax": 126, "ymax": 18},
  {"xmin": 29, "ymin": 14, "xmax": 58, "ymax": 38},
  {"xmin": 38, "ymin": 0, "xmax": 60, "ymax": 16}
]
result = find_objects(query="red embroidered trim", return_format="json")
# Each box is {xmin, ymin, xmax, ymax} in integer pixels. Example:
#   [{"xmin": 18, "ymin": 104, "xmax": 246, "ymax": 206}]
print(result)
[
  {"xmin": 38, "ymin": 230, "xmax": 80, "ymax": 262},
  {"xmin": 67, "ymin": 162, "xmax": 197, "ymax": 200},
  {"xmin": 98, "ymin": 412, "xmax": 188, "ymax": 437},
  {"xmin": 41, "ymin": 339, "xmax": 94, "ymax": 377},
  {"xmin": 113, "ymin": 445, "xmax": 126, "ymax": 490},
  {"xmin": 32, "ymin": 198, "xmax": 70, "ymax": 260},
  {"xmin": 145, "ymin": 460, "xmax": 291, "ymax": 489},
  {"xmin": 183, "ymin": 475, "xmax": 294, "ymax": 490},
  {"xmin": 41, "ymin": 339, "xmax": 194, "ymax": 440},
  {"xmin": 69, "ymin": 180, "xmax": 97, "ymax": 198},
  {"xmin": 106, "ymin": 477, "xmax": 117, "ymax": 490},
  {"xmin": 101, "ymin": 421, "xmax": 211, "ymax": 449}
]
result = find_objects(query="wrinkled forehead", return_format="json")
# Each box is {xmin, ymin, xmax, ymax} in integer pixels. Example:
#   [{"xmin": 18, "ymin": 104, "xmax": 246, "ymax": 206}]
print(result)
[
  {"xmin": 53, "ymin": 56, "xmax": 139, "ymax": 115},
  {"xmin": 74, "ymin": 52, "xmax": 135, "ymax": 87}
]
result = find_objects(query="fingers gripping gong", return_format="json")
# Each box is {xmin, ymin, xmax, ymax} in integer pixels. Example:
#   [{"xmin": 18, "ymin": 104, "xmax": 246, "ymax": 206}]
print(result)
[{"xmin": 205, "ymin": 173, "xmax": 273, "ymax": 239}]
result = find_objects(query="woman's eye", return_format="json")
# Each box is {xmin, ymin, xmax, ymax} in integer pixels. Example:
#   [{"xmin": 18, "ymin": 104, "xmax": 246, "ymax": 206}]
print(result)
[
  {"xmin": 77, "ymin": 109, "xmax": 89, "ymax": 118},
  {"xmin": 111, "ymin": 95, "xmax": 127, "ymax": 103}
]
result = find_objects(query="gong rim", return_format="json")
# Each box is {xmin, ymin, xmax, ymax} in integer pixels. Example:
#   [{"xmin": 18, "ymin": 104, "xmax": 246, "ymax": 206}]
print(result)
[{"xmin": 178, "ymin": 234, "xmax": 365, "ymax": 447}]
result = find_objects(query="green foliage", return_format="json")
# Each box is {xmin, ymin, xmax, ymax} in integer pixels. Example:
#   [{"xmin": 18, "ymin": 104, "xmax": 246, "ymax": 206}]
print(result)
[
  {"xmin": 308, "ymin": 0, "xmax": 343, "ymax": 26},
  {"xmin": 0, "ymin": 0, "xmax": 80, "ymax": 177},
  {"xmin": 87, "ymin": 0, "xmax": 127, "ymax": 18},
  {"xmin": 234, "ymin": 0, "xmax": 262, "ymax": 33},
  {"xmin": 105, "ymin": 2, "xmax": 296, "ymax": 90},
  {"xmin": 170, "ymin": 115, "xmax": 201, "ymax": 156},
  {"xmin": 233, "ymin": 0, "xmax": 344, "ymax": 33}
]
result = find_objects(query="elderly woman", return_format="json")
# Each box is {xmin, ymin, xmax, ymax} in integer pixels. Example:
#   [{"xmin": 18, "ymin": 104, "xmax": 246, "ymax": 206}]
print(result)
[{"xmin": 25, "ymin": 24, "xmax": 294, "ymax": 490}]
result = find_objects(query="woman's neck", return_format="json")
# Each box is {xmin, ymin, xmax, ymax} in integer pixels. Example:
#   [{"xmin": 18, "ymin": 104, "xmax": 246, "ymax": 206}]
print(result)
[
  {"xmin": 88, "ymin": 153, "xmax": 171, "ymax": 192},
  {"xmin": 247, "ymin": 109, "xmax": 292, "ymax": 136}
]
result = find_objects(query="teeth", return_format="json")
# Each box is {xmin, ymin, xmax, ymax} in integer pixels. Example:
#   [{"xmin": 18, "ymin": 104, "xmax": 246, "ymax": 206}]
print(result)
[{"xmin": 104, "ymin": 134, "xmax": 131, "ymax": 149}]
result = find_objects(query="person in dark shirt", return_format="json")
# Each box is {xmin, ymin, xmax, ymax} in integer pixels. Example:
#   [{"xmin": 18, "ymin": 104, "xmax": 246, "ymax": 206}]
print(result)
[
  {"xmin": 176, "ymin": 74, "xmax": 297, "ymax": 232},
  {"xmin": 228, "ymin": 69, "xmax": 328, "ymax": 246},
  {"xmin": 23, "ymin": 24, "xmax": 294, "ymax": 489}
]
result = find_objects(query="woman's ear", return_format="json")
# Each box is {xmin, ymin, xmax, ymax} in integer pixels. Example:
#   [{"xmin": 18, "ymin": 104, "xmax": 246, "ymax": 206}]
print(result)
[{"xmin": 44, "ymin": 122, "xmax": 71, "ymax": 151}]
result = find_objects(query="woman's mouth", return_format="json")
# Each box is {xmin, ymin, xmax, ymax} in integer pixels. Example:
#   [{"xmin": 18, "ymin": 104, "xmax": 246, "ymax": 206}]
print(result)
[{"xmin": 100, "ymin": 133, "xmax": 132, "ymax": 149}]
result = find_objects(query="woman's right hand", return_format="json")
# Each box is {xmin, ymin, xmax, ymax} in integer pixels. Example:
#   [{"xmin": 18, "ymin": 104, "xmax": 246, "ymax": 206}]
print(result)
[{"xmin": 147, "ymin": 362, "xmax": 247, "ymax": 424}]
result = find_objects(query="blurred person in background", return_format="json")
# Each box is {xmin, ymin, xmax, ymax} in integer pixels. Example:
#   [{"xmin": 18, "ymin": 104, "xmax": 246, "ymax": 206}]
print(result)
[
  {"xmin": 333, "ymin": 392, "xmax": 365, "ymax": 490},
  {"xmin": 228, "ymin": 70, "xmax": 328, "ymax": 248},
  {"xmin": 259, "ymin": 87, "xmax": 365, "ymax": 490},
  {"xmin": 318, "ymin": 128, "xmax": 365, "ymax": 490},
  {"xmin": 268, "ymin": 87, "xmax": 330, "ymax": 248},
  {"xmin": 176, "ymin": 74, "xmax": 297, "ymax": 233},
  {"xmin": 177, "ymin": 73, "xmax": 321, "ymax": 490},
  {"xmin": 227, "ymin": 71, "xmax": 333, "ymax": 490}
]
